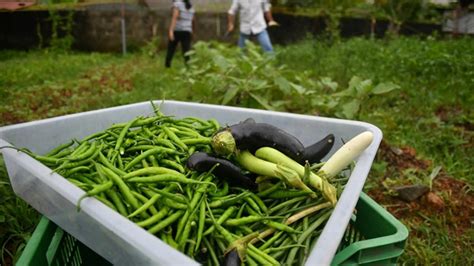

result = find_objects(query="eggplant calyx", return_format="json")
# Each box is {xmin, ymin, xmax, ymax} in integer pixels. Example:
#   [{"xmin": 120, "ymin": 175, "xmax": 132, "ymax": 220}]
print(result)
[{"xmin": 212, "ymin": 129, "xmax": 236, "ymax": 156}]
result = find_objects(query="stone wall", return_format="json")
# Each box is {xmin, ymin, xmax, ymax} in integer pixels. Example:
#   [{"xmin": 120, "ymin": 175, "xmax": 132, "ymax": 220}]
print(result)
[
  {"xmin": 73, "ymin": 4, "xmax": 169, "ymax": 52},
  {"xmin": 0, "ymin": 4, "xmax": 442, "ymax": 52}
]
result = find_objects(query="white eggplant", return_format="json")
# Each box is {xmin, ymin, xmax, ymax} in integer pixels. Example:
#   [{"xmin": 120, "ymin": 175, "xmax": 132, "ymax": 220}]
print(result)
[{"xmin": 317, "ymin": 131, "xmax": 374, "ymax": 179}]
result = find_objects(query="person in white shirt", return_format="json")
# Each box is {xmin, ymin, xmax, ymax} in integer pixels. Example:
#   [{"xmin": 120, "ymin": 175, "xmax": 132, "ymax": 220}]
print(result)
[
  {"xmin": 165, "ymin": 0, "xmax": 195, "ymax": 68},
  {"xmin": 227, "ymin": 0, "xmax": 278, "ymax": 53}
]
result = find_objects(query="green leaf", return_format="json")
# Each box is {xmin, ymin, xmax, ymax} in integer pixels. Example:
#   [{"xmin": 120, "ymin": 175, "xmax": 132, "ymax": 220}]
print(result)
[
  {"xmin": 213, "ymin": 55, "xmax": 231, "ymax": 71},
  {"xmin": 326, "ymin": 98, "xmax": 339, "ymax": 109},
  {"xmin": 249, "ymin": 92, "xmax": 274, "ymax": 110},
  {"xmin": 319, "ymin": 77, "xmax": 339, "ymax": 91},
  {"xmin": 228, "ymin": 76, "xmax": 243, "ymax": 84},
  {"xmin": 247, "ymin": 43, "xmax": 263, "ymax": 61},
  {"xmin": 271, "ymin": 100, "xmax": 288, "ymax": 109},
  {"xmin": 290, "ymin": 82, "xmax": 306, "ymax": 95},
  {"xmin": 355, "ymin": 79, "xmax": 373, "ymax": 97},
  {"xmin": 274, "ymin": 76, "xmax": 291, "ymax": 94},
  {"xmin": 346, "ymin": 76, "xmax": 375, "ymax": 97},
  {"xmin": 428, "ymin": 165, "xmax": 442, "ymax": 190},
  {"xmin": 342, "ymin": 99, "xmax": 361, "ymax": 119},
  {"xmin": 348, "ymin": 76, "xmax": 363, "ymax": 91},
  {"xmin": 239, "ymin": 60, "xmax": 253, "ymax": 74},
  {"xmin": 249, "ymin": 79, "xmax": 269, "ymax": 91},
  {"xmin": 332, "ymin": 88, "xmax": 353, "ymax": 97},
  {"xmin": 372, "ymin": 82, "xmax": 400, "ymax": 95},
  {"xmin": 221, "ymin": 86, "xmax": 240, "ymax": 105}
]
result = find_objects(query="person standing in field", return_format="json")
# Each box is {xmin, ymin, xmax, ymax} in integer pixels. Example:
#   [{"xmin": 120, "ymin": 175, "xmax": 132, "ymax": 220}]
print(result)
[
  {"xmin": 165, "ymin": 0, "xmax": 195, "ymax": 68},
  {"xmin": 227, "ymin": 0, "xmax": 279, "ymax": 53},
  {"xmin": 452, "ymin": 0, "xmax": 473, "ymax": 36}
]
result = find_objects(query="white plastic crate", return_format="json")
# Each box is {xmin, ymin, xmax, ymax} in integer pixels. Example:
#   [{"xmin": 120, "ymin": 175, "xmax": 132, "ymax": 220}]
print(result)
[{"xmin": 0, "ymin": 100, "xmax": 382, "ymax": 265}]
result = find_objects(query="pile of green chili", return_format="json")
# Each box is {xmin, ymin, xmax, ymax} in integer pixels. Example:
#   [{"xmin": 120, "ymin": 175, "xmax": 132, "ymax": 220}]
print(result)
[{"xmin": 25, "ymin": 106, "xmax": 349, "ymax": 266}]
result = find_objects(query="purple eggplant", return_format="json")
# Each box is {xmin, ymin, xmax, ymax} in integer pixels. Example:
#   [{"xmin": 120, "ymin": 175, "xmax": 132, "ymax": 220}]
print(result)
[
  {"xmin": 186, "ymin": 152, "xmax": 256, "ymax": 189},
  {"xmin": 212, "ymin": 118, "xmax": 305, "ymax": 162},
  {"xmin": 300, "ymin": 133, "xmax": 335, "ymax": 164}
]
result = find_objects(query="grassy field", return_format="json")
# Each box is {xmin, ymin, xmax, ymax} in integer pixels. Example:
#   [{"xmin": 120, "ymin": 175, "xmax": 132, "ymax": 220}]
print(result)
[{"xmin": 0, "ymin": 36, "xmax": 473, "ymax": 265}]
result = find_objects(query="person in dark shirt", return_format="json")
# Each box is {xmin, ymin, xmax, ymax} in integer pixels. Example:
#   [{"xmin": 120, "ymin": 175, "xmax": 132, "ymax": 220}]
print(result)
[{"xmin": 165, "ymin": 0, "xmax": 195, "ymax": 68}]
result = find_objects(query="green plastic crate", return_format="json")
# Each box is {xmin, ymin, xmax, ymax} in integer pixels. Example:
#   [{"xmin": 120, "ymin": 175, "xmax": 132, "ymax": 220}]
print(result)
[
  {"xmin": 16, "ymin": 192, "xmax": 408, "ymax": 266},
  {"xmin": 332, "ymin": 193, "xmax": 409, "ymax": 265},
  {"xmin": 16, "ymin": 218, "xmax": 111, "ymax": 266}
]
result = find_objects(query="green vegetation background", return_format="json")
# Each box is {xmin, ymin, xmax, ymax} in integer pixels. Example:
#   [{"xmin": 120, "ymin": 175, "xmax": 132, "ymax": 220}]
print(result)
[{"xmin": 0, "ymin": 36, "xmax": 473, "ymax": 265}]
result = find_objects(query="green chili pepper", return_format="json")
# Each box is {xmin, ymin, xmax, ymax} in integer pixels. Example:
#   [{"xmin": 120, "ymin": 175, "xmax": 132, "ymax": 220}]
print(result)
[
  {"xmin": 115, "ymin": 117, "xmax": 140, "ymax": 153},
  {"xmin": 136, "ymin": 207, "xmax": 169, "ymax": 228},
  {"xmin": 128, "ymin": 194, "xmax": 160, "ymax": 218},
  {"xmin": 244, "ymin": 196, "xmax": 263, "ymax": 215},
  {"xmin": 148, "ymin": 210, "xmax": 185, "ymax": 234},
  {"xmin": 162, "ymin": 126, "xmax": 188, "ymax": 151},
  {"xmin": 285, "ymin": 210, "xmax": 332, "ymax": 265},
  {"xmin": 126, "ymin": 174, "xmax": 215, "ymax": 188},
  {"xmin": 76, "ymin": 180, "xmax": 114, "ymax": 210},
  {"xmin": 98, "ymin": 151, "xmax": 127, "ymax": 176},
  {"xmin": 208, "ymin": 192, "xmax": 250, "ymax": 208},
  {"xmin": 258, "ymin": 231, "xmax": 284, "ymax": 251},
  {"xmin": 66, "ymin": 142, "xmax": 97, "ymax": 162},
  {"xmin": 264, "ymin": 220, "xmax": 301, "ymax": 234},
  {"xmin": 203, "ymin": 206, "xmax": 236, "ymax": 236},
  {"xmin": 257, "ymin": 182, "xmax": 282, "ymax": 197},
  {"xmin": 224, "ymin": 215, "xmax": 282, "ymax": 227},
  {"xmin": 99, "ymin": 164, "xmax": 139, "ymax": 210},
  {"xmin": 209, "ymin": 181, "xmax": 229, "ymax": 197},
  {"xmin": 175, "ymin": 175, "xmax": 213, "ymax": 239},
  {"xmin": 268, "ymin": 196, "xmax": 307, "ymax": 215},
  {"xmin": 104, "ymin": 188, "xmax": 128, "ymax": 216},
  {"xmin": 194, "ymin": 199, "xmax": 207, "ymax": 252},
  {"xmin": 124, "ymin": 147, "xmax": 180, "ymax": 171},
  {"xmin": 122, "ymin": 167, "xmax": 183, "ymax": 179},
  {"xmin": 160, "ymin": 159, "xmax": 185, "ymax": 173},
  {"xmin": 44, "ymin": 140, "xmax": 75, "ymax": 157},
  {"xmin": 203, "ymin": 238, "xmax": 219, "ymax": 266}
]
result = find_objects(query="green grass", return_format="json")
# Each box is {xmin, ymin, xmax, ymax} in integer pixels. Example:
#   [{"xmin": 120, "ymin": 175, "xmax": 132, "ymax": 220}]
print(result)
[
  {"xmin": 279, "ymin": 36, "xmax": 474, "ymax": 184},
  {"xmin": 282, "ymin": 37, "xmax": 472, "ymax": 264},
  {"xmin": 400, "ymin": 214, "xmax": 474, "ymax": 264},
  {"xmin": 0, "ymin": 158, "xmax": 40, "ymax": 265},
  {"xmin": 0, "ymin": 36, "xmax": 473, "ymax": 265}
]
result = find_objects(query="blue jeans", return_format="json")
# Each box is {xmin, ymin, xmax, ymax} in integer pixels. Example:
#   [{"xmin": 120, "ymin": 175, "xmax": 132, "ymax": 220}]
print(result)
[{"xmin": 238, "ymin": 30, "xmax": 274, "ymax": 53}]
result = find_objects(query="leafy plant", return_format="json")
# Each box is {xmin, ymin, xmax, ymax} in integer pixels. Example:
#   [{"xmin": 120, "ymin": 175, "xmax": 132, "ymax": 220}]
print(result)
[
  {"xmin": 329, "ymin": 76, "xmax": 399, "ymax": 119},
  {"xmin": 274, "ymin": 0, "xmax": 441, "ymax": 38},
  {"xmin": 180, "ymin": 41, "xmax": 291, "ymax": 110},
  {"xmin": 177, "ymin": 41, "xmax": 400, "ymax": 120},
  {"xmin": 44, "ymin": 1, "xmax": 75, "ymax": 52},
  {"xmin": 140, "ymin": 36, "xmax": 161, "ymax": 58}
]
